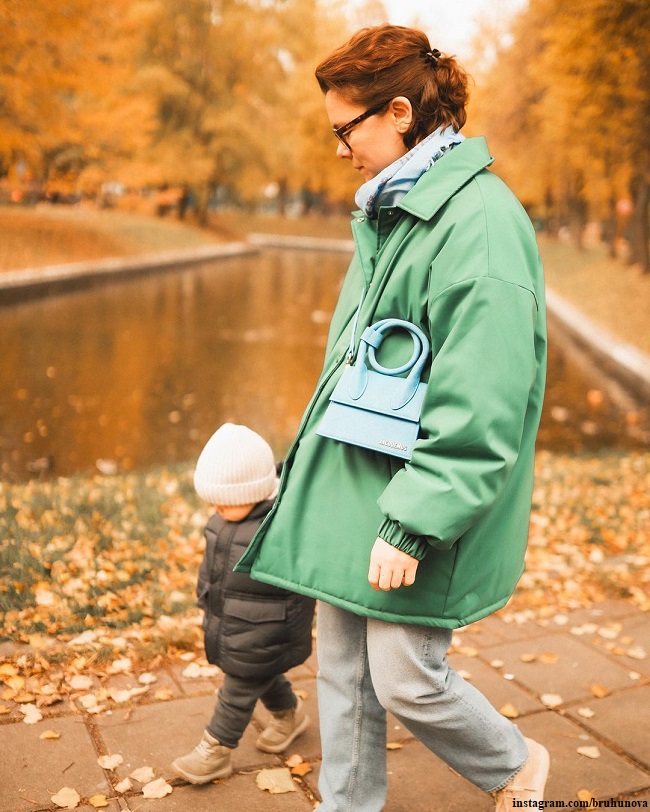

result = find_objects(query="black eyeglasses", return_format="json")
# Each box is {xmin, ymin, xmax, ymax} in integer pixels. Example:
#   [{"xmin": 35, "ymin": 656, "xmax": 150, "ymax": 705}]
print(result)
[{"xmin": 333, "ymin": 101, "xmax": 391, "ymax": 150}]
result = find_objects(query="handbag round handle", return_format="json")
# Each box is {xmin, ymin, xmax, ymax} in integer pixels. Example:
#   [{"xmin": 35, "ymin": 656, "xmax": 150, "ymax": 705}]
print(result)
[
  {"xmin": 350, "ymin": 318, "xmax": 430, "ymax": 409},
  {"xmin": 362, "ymin": 319, "xmax": 429, "ymax": 376}
]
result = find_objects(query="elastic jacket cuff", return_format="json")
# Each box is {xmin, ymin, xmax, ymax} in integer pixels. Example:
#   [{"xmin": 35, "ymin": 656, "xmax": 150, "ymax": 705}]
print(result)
[{"xmin": 377, "ymin": 519, "xmax": 430, "ymax": 560}]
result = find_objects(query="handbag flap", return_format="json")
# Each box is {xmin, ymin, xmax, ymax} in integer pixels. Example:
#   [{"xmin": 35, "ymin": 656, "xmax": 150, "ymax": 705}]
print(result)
[{"xmin": 329, "ymin": 365, "xmax": 426, "ymax": 423}]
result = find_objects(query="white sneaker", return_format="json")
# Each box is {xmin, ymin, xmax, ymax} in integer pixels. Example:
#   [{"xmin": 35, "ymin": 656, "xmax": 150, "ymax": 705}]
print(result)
[{"xmin": 494, "ymin": 738, "xmax": 550, "ymax": 811}]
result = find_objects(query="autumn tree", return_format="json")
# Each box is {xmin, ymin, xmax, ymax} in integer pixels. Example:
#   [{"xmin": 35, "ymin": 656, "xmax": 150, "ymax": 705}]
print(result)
[
  {"xmin": 0, "ymin": 0, "xmax": 149, "ymax": 199},
  {"xmin": 471, "ymin": 0, "xmax": 649, "ymax": 272}
]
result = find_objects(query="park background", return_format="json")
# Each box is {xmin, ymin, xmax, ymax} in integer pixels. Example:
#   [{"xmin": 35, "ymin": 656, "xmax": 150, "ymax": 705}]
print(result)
[{"xmin": 0, "ymin": 0, "xmax": 649, "ymax": 810}]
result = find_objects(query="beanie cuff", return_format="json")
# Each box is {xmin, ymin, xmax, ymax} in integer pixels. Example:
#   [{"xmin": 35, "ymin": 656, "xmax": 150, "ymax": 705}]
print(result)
[{"xmin": 194, "ymin": 467, "xmax": 277, "ymax": 505}]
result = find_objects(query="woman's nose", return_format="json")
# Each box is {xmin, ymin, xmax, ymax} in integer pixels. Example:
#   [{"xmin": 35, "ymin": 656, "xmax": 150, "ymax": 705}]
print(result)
[{"xmin": 336, "ymin": 141, "xmax": 351, "ymax": 159}]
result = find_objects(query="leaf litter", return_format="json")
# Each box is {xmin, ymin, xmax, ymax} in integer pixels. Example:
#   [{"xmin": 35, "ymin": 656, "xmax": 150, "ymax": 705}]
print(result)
[{"xmin": 0, "ymin": 453, "xmax": 648, "ymax": 726}]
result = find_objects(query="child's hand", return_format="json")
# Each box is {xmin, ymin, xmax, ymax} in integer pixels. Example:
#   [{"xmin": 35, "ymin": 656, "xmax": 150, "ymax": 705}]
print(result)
[{"xmin": 368, "ymin": 538, "xmax": 419, "ymax": 591}]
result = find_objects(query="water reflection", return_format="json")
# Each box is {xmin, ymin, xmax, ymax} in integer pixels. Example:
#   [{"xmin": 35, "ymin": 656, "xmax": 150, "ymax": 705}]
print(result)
[{"xmin": 1, "ymin": 249, "xmax": 647, "ymax": 481}]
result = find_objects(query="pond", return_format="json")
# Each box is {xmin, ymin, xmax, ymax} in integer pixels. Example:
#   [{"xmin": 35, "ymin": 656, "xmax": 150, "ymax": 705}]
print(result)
[{"xmin": 1, "ymin": 249, "xmax": 648, "ymax": 481}]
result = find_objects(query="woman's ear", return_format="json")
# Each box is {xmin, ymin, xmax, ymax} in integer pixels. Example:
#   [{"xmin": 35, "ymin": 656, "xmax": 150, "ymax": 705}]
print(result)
[{"xmin": 389, "ymin": 96, "xmax": 413, "ymax": 133}]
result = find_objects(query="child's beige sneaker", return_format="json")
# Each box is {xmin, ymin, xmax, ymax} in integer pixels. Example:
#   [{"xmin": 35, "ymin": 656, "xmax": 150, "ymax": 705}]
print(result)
[
  {"xmin": 171, "ymin": 730, "xmax": 233, "ymax": 784},
  {"xmin": 255, "ymin": 697, "xmax": 310, "ymax": 753},
  {"xmin": 494, "ymin": 737, "xmax": 550, "ymax": 811}
]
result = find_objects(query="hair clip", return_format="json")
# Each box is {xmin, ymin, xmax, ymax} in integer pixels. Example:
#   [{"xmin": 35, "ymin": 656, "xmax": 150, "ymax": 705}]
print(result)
[{"xmin": 425, "ymin": 49, "xmax": 442, "ymax": 66}]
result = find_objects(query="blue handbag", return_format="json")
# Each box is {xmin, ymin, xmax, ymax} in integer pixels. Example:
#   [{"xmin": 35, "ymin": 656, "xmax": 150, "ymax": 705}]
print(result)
[{"xmin": 316, "ymin": 318, "xmax": 430, "ymax": 460}]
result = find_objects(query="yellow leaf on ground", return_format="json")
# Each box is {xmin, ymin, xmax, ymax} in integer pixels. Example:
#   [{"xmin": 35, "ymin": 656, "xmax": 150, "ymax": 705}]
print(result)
[
  {"xmin": 0, "ymin": 664, "xmax": 18, "ymax": 678},
  {"xmin": 499, "ymin": 703, "xmax": 520, "ymax": 719},
  {"xmin": 577, "ymin": 746, "xmax": 601, "ymax": 759},
  {"xmin": 130, "ymin": 766, "xmax": 156, "ymax": 783},
  {"xmin": 539, "ymin": 652, "xmax": 559, "ymax": 664},
  {"xmin": 578, "ymin": 790, "xmax": 596, "ymax": 802},
  {"xmin": 286, "ymin": 754, "xmax": 304, "ymax": 767},
  {"xmin": 540, "ymin": 693, "xmax": 563, "ymax": 708},
  {"xmin": 290, "ymin": 762, "xmax": 313, "ymax": 777},
  {"xmin": 153, "ymin": 688, "xmax": 174, "ymax": 701},
  {"xmin": 577, "ymin": 707, "xmax": 595, "ymax": 718},
  {"xmin": 519, "ymin": 653, "xmax": 537, "ymax": 663},
  {"xmin": 114, "ymin": 778, "xmax": 133, "ymax": 794},
  {"xmin": 386, "ymin": 742, "xmax": 404, "ymax": 750},
  {"xmin": 88, "ymin": 795, "xmax": 109, "ymax": 808},
  {"xmin": 51, "ymin": 787, "xmax": 81, "ymax": 809},
  {"xmin": 97, "ymin": 754, "xmax": 123, "ymax": 770},
  {"xmin": 40, "ymin": 730, "xmax": 61, "ymax": 740},
  {"xmin": 4, "ymin": 675, "xmax": 25, "ymax": 691},
  {"xmin": 590, "ymin": 684, "xmax": 610, "ymax": 698},
  {"xmin": 142, "ymin": 778, "xmax": 173, "ymax": 799},
  {"xmin": 20, "ymin": 704, "xmax": 43, "ymax": 724},
  {"xmin": 256, "ymin": 768, "xmax": 298, "ymax": 794},
  {"xmin": 0, "ymin": 705, "xmax": 12, "ymax": 715}
]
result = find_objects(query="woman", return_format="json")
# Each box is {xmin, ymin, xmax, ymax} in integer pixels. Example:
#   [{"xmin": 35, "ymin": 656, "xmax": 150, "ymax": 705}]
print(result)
[{"xmin": 237, "ymin": 24, "xmax": 549, "ymax": 811}]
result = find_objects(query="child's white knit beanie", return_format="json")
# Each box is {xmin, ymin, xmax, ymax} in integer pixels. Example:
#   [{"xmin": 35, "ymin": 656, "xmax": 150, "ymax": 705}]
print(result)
[{"xmin": 194, "ymin": 423, "xmax": 277, "ymax": 505}]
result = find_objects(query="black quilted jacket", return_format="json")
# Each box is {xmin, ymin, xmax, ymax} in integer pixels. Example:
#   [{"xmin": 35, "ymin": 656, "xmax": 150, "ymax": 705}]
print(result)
[{"xmin": 197, "ymin": 500, "xmax": 315, "ymax": 679}]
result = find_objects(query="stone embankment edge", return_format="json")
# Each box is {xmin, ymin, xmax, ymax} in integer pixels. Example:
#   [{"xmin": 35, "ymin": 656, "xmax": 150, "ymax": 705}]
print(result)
[
  {"xmin": 0, "ymin": 242, "xmax": 256, "ymax": 297},
  {"xmin": 3, "ymin": 232, "xmax": 649, "ymax": 402}
]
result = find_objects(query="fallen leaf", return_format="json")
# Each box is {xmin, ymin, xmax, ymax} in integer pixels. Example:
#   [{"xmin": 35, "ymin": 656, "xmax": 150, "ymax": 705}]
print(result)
[
  {"xmin": 626, "ymin": 645, "xmax": 647, "ymax": 660},
  {"xmin": 130, "ymin": 766, "xmax": 156, "ymax": 783},
  {"xmin": 577, "ymin": 707, "xmax": 595, "ymax": 719},
  {"xmin": 138, "ymin": 672, "xmax": 157, "ymax": 685},
  {"xmin": 154, "ymin": 688, "xmax": 174, "ymax": 701},
  {"xmin": 114, "ymin": 778, "xmax": 133, "ymax": 793},
  {"xmin": 0, "ymin": 705, "xmax": 11, "ymax": 715},
  {"xmin": 40, "ymin": 730, "xmax": 61, "ymax": 740},
  {"xmin": 256, "ymin": 768, "xmax": 298, "ymax": 794},
  {"xmin": 108, "ymin": 657, "xmax": 132, "ymax": 674},
  {"xmin": 68, "ymin": 675, "xmax": 93, "ymax": 691},
  {"xmin": 540, "ymin": 693, "xmax": 563, "ymax": 708},
  {"xmin": 97, "ymin": 754, "xmax": 123, "ymax": 770},
  {"xmin": 539, "ymin": 652, "xmax": 559, "ymax": 664},
  {"xmin": 51, "ymin": 787, "xmax": 81, "ymax": 809},
  {"xmin": 590, "ymin": 684, "xmax": 610, "ymax": 698},
  {"xmin": 290, "ymin": 762, "xmax": 313, "ymax": 777},
  {"xmin": 20, "ymin": 704, "xmax": 43, "ymax": 724},
  {"xmin": 490, "ymin": 659, "xmax": 504, "ymax": 668},
  {"xmin": 386, "ymin": 742, "xmax": 404, "ymax": 750},
  {"xmin": 142, "ymin": 778, "xmax": 173, "ymax": 798},
  {"xmin": 88, "ymin": 795, "xmax": 109, "ymax": 808},
  {"xmin": 0, "ymin": 664, "xmax": 18, "ymax": 678},
  {"xmin": 499, "ymin": 703, "xmax": 520, "ymax": 719},
  {"xmin": 286, "ymin": 754, "xmax": 304, "ymax": 768},
  {"xmin": 578, "ymin": 789, "xmax": 596, "ymax": 802},
  {"xmin": 519, "ymin": 653, "xmax": 537, "ymax": 663},
  {"xmin": 577, "ymin": 746, "xmax": 601, "ymax": 759}
]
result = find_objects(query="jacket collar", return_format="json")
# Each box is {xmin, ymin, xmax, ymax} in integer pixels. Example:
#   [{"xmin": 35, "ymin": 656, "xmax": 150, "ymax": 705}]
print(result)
[{"xmin": 393, "ymin": 136, "xmax": 493, "ymax": 222}]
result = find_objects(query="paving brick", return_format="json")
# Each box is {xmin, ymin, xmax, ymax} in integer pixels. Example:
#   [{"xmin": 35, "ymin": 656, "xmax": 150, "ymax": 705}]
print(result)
[
  {"xmin": 95, "ymin": 694, "xmax": 283, "ymax": 785},
  {"xmin": 566, "ymin": 684, "xmax": 650, "ymax": 768},
  {"xmin": 449, "ymin": 653, "xmax": 545, "ymax": 717},
  {"xmin": 517, "ymin": 710, "xmax": 649, "ymax": 800},
  {"xmin": 484, "ymin": 633, "xmax": 634, "ymax": 704},
  {"xmin": 120, "ymin": 771, "xmax": 314, "ymax": 811},
  {"xmin": 0, "ymin": 715, "xmax": 111, "ymax": 812}
]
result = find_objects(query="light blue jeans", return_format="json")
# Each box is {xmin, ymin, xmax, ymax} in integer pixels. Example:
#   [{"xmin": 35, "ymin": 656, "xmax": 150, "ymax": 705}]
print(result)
[{"xmin": 316, "ymin": 601, "xmax": 528, "ymax": 811}]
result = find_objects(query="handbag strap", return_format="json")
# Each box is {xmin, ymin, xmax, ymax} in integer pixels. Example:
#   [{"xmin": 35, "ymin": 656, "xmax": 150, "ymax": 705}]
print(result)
[{"xmin": 349, "ymin": 318, "xmax": 430, "ymax": 409}]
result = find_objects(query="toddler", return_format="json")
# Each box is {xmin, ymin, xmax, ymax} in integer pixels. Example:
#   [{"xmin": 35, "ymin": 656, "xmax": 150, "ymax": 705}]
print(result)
[{"xmin": 172, "ymin": 423, "xmax": 315, "ymax": 784}]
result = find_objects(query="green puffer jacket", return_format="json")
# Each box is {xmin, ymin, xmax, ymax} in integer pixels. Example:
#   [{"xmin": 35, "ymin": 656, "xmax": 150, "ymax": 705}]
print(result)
[{"xmin": 237, "ymin": 137, "xmax": 547, "ymax": 628}]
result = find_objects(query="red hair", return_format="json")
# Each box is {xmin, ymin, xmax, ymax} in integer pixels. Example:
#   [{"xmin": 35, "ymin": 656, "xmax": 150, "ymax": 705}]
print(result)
[{"xmin": 315, "ymin": 24, "xmax": 469, "ymax": 149}]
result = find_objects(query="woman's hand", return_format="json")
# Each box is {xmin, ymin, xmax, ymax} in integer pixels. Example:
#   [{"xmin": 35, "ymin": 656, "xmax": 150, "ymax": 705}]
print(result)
[{"xmin": 368, "ymin": 537, "xmax": 419, "ymax": 591}]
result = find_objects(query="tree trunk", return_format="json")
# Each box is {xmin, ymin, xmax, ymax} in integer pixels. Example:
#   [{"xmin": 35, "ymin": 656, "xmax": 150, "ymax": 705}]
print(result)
[{"xmin": 629, "ymin": 175, "xmax": 649, "ymax": 274}]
